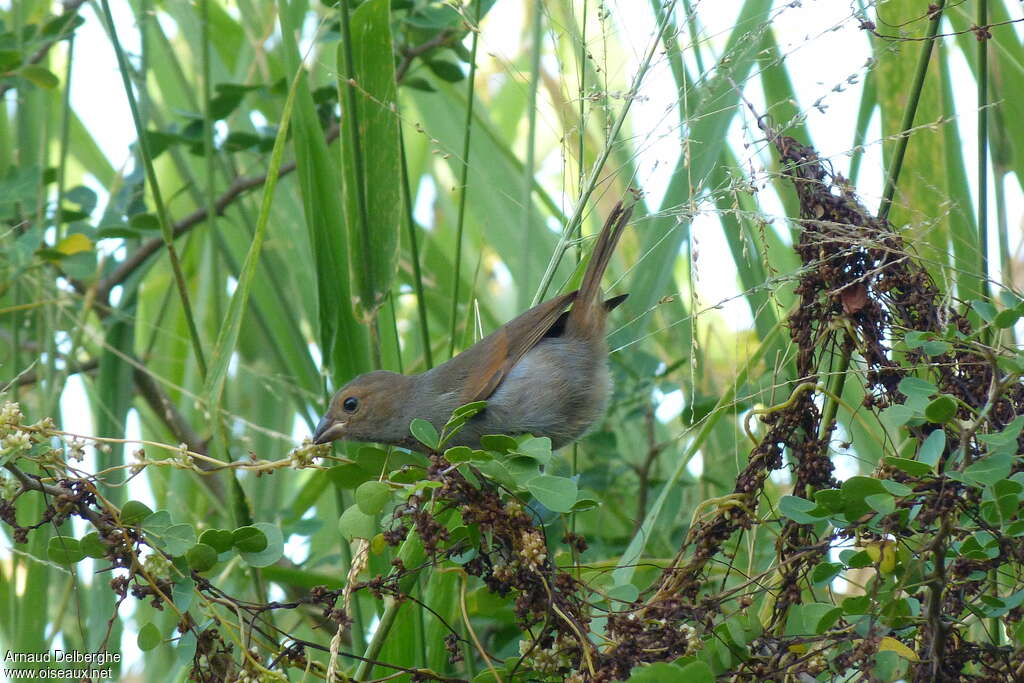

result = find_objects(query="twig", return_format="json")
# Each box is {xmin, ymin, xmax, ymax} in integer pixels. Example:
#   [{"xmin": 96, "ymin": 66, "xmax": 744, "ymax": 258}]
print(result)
[{"xmin": 94, "ymin": 124, "xmax": 339, "ymax": 301}]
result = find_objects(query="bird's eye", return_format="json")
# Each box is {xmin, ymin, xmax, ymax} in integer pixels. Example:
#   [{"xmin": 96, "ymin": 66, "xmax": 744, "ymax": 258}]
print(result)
[{"xmin": 343, "ymin": 397, "xmax": 359, "ymax": 412}]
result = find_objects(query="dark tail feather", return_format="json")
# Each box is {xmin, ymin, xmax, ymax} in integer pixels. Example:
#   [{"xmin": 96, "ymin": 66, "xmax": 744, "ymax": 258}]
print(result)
[
  {"xmin": 566, "ymin": 202, "xmax": 632, "ymax": 332},
  {"xmin": 603, "ymin": 293, "xmax": 628, "ymax": 311},
  {"xmin": 577, "ymin": 202, "xmax": 632, "ymax": 308}
]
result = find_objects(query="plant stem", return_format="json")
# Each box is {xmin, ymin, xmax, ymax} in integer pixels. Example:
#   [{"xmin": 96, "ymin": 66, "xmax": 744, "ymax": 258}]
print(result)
[
  {"xmin": 448, "ymin": 1, "xmax": 483, "ymax": 359},
  {"xmin": 977, "ymin": 0, "xmax": 990, "ymax": 302},
  {"xmin": 100, "ymin": 0, "xmax": 208, "ymax": 379},
  {"xmin": 521, "ymin": 0, "xmax": 544, "ymax": 310},
  {"xmin": 877, "ymin": 0, "xmax": 946, "ymax": 223},
  {"xmin": 534, "ymin": 0, "xmax": 678, "ymax": 304},
  {"xmin": 399, "ymin": 130, "xmax": 434, "ymax": 370}
]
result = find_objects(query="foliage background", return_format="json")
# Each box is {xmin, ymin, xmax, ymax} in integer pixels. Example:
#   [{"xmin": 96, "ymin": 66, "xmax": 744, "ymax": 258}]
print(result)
[{"xmin": 1, "ymin": 0, "xmax": 1024, "ymax": 681}]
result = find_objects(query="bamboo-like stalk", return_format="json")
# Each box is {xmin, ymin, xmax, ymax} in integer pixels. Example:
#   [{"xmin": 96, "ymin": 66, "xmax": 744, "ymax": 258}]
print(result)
[
  {"xmin": 448, "ymin": 1, "xmax": 483, "ymax": 359},
  {"xmin": 877, "ymin": 0, "xmax": 946, "ymax": 222},
  {"xmin": 337, "ymin": 0, "xmax": 382, "ymax": 369},
  {"xmin": 400, "ymin": 129, "xmax": 434, "ymax": 370}
]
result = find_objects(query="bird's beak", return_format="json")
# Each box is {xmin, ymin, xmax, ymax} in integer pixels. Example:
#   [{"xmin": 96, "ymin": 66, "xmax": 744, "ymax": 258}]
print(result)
[{"xmin": 313, "ymin": 415, "xmax": 345, "ymax": 445}]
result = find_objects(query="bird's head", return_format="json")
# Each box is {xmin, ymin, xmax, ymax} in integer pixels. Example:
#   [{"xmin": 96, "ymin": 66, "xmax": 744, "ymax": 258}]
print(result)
[{"xmin": 313, "ymin": 370, "xmax": 413, "ymax": 446}]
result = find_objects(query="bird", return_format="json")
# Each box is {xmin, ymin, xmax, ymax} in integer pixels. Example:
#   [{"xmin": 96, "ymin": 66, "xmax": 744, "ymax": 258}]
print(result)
[{"xmin": 312, "ymin": 201, "xmax": 633, "ymax": 452}]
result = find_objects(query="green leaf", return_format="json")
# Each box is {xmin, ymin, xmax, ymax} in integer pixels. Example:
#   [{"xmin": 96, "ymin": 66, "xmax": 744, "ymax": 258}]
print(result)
[
  {"xmin": 524, "ymin": 474, "xmax": 577, "ymax": 513},
  {"xmin": 627, "ymin": 662, "xmax": 687, "ymax": 682},
  {"xmin": 129, "ymin": 212, "xmax": 161, "ymax": 231},
  {"xmin": 972, "ymin": 299, "xmax": 997, "ymax": 323},
  {"xmin": 881, "ymin": 404, "xmax": 917, "ymax": 428},
  {"xmin": 121, "ymin": 500, "xmax": 154, "ymax": 525},
  {"xmin": 137, "ymin": 622, "xmax": 162, "ymax": 651},
  {"xmin": 924, "ymin": 395, "xmax": 957, "ymax": 424},
  {"xmin": 865, "ymin": 493, "xmax": 896, "ymax": 515},
  {"xmin": 222, "ymin": 131, "xmax": 262, "ymax": 152},
  {"xmin": 452, "ymin": 400, "xmax": 487, "ymax": 420},
  {"xmin": 186, "ymin": 543, "xmax": 218, "ymax": 572},
  {"xmin": 880, "ymin": 479, "xmax": 913, "ymax": 496},
  {"xmin": 327, "ymin": 463, "xmax": 377, "ymax": 489},
  {"xmin": 355, "ymin": 480, "xmax": 392, "ymax": 515},
  {"xmin": 141, "ymin": 510, "xmax": 172, "ymax": 536},
  {"xmin": 402, "ymin": 76, "xmax": 435, "ymax": 91},
  {"xmin": 978, "ymin": 416, "xmax": 1024, "ymax": 456},
  {"xmin": 204, "ymin": 60, "xmax": 301, "ymax": 468},
  {"xmin": 672, "ymin": 661, "xmax": 713, "ymax": 682},
  {"xmin": 140, "ymin": 130, "xmax": 181, "ymax": 159},
  {"xmin": 513, "ymin": 436, "xmax": 552, "ymax": 465},
  {"xmin": 811, "ymin": 562, "xmax": 843, "ymax": 586},
  {"xmin": 918, "ymin": 429, "xmax": 946, "ymax": 470},
  {"xmin": 410, "ymin": 418, "xmax": 439, "ymax": 450},
  {"xmin": 163, "ymin": 524, "xmax": 198, "ymax": 556},
  {"xmin": 47, "ymin": 536, "xmax": 85, "ymax": 564},
  {"xmin": 778, "ymin": 495, "xmax": 827, "ymax": 524},
  {"xmin": 897, "ymin": 376, "xmax": 936, "ymax": 406},
  {"xmin": 172, "ymin": 577, "xmax": 194, "ymax": 611},
  {"xmin": 79, "ymin": 532, "xmax": 107, "ymax": 559},
  {"xmin": 994, "ymin": 309, "xmax": 1020, "ymax": 329},
  {"xmin": 198, "ymin": 529, "xmax": 234, "ymax": 553},
  {"xmin": 238, "ymin": 522, "xmax": 284, "ymax": 567},
  {"xmin": 232, "ymin": 526, "xmax": 269, "ymax": 553},
  {"xmin": 884, "ymin": 456, "xmax": 933, "ymax": 477},
  {"xmin": 425, "ymin": 59, "xmax": 465, "ymax": 82},
  {"xmin": 338, "ymin": 0, "xmax": 402, "ymax": 321},
  {"xmin": 841, "ymin": 476, "xmax": 888, "ymax": 518},
  {"xmin": 18, "ymin": 65, "xmax": 59, "ymax": 89},
  {"xmin": 339, "ymin": 504, "xmax": 377, "ymax": 541},
  {"xmin": 480, "ymin": 434, "xmax": 518, "ymax": 453},
  {"xmin": 962, "ymin": 453, "xmax": 1013, "ymax": 487}
]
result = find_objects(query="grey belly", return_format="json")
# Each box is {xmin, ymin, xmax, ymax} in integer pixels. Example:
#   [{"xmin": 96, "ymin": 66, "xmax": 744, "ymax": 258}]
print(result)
[{"xmin": 450, "ymin": 337, "xmax": 610, "ymax": 449}]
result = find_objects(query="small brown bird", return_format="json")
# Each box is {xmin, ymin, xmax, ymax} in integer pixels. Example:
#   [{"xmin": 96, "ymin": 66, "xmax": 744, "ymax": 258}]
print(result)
[{"xmin": 313, "ymin": 202, "xmax": 633, "ymax": 451}]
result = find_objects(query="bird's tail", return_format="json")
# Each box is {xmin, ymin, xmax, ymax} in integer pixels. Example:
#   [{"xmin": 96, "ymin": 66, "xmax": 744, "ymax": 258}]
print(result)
[{"xmin": 567, "ymin": 201, "xmax": 632, "ymax": 331}]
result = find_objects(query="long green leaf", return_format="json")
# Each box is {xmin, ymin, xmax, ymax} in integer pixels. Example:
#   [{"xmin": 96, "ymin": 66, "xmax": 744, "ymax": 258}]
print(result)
[{"xmin": 338, "ymin": 0, "xmax": 402, "ymax": 324}]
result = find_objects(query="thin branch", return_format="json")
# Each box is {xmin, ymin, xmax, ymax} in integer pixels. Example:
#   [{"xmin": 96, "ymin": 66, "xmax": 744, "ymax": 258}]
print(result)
[{"xmin": 95, "ymin": 124, "xmax": 339, "ymax": 301}]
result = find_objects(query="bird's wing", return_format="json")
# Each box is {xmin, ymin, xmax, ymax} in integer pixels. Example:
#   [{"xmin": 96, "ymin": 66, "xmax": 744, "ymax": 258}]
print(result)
[{"xmin": 459, "ymin": 290, "xmax": 578, "ymax": 404}]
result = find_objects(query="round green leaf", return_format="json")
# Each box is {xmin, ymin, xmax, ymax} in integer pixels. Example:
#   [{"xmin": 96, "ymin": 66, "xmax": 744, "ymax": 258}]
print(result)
[
  {"xmin": 186, "ymin": 543, "xmax": 218, "ymax": 572},
  {"xmin": 198, "ymin": 528, "xmax": 234, "ymax": 553},
  {"xmin": 163, "ymin": 524, "xmax": 198, "ymax": 556},
  {"xmin": 232, "ymin": 525, "xmax": 268, "ymax": 553},
  {"xmin": 238, "ymin": 522, "xmax": 283, "ymax": 567},
  {"xmin": 355, "ymin": 480, "xmax": 392, "ymax": 515},
  {"xmin": 47, "ymin": 536, "xmax": 85, "ymax": 565},
  {"xmin": 121, "ymin": 500, "xmax": 154, "ymax": 525},
  {"xmin": 339, "ymin": 504, "xmax": 377, "ymax": 541},
  {"xmin": 924, "ymin": 395, "xmax": 957, "ymax": 424},
  {"xmin": 79, "ymin": 531, "xmax": 107, "ymax": 559},
  {"xmin": 137, "ymin": 622, "xmax": 162, "ymax": 651},
  {"xmin": 525, "ymin": 474, "xmax": 577, "ymax": 513},
  {"xmin": 327, "ymin": 463, "xmax": 376, "ymax": 489}
]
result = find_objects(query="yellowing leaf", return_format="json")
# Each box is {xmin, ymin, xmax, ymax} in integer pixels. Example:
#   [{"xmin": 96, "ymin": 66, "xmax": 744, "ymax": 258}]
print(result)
[
  {"xmin": 55, "ymin": 233, "xmax": 93, "ymax": 256},
  {"xmin": 878, "ymin": 636, "xmax": 918, "ymax": 661},
  {"xmin": 864, "ymin": 541, "xmax": 898, "ymax": 575}
]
